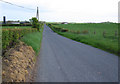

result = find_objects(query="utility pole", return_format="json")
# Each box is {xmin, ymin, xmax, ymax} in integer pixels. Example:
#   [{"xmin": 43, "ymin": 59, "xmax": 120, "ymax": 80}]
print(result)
[{"xmin": 36, "ymin": 7, "xmax": 39, "ymax": 21}]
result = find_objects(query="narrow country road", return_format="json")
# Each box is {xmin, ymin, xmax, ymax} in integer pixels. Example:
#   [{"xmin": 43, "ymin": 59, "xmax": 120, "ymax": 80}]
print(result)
[{"xmin": 34, "ymin": 24, "xmax": 118, "ymax": 82}]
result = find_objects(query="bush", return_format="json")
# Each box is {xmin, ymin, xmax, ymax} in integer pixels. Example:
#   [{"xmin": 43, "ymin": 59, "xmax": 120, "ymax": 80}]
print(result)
[
  {"xmin": 32, "ymin": 17, "xmax": 38, "ymax": 28},
  {"xmin": 76, "ymin": 31, "xmax": 81, "ymax": 34},
  {"xmin": 69, "ymin": 30, "xmax": 81, "ymax": 34},
  {"xmin": 82, "ymin": 30, "xmax": 89, "ymax": 34},
  {"xmin": 31, "ymin": 17, "xmax": 41, "ymax": 31},
  {"xmin": 61, "ymin": 28, "xmax": 68, "ymax": 32},
  {"xmin": 69, "ymin": 30, "xmax": 76, "ymax": 34}
]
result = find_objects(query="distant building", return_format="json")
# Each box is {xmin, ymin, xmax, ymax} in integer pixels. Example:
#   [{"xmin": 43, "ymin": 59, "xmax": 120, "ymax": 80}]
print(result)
[
  {"xmin": 7, "ymin": 21, "xmax": 20, "ymax": 24},
  {"xmin": 61, "ymin": 22, "xmax": 68, "ymax": 24},
  {"xmin": 11, "ymin": 22, "xmax": 20, "ymax": 24},
  {"xmin": 20, "ymin": 21, "xmax": 31, "ymax": 25}
]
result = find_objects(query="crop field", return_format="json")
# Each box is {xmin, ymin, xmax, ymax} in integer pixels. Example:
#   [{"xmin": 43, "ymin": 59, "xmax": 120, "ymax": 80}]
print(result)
[{"xmin": 48, "ymin": 23, "xmax": 119, "ymax": 55}]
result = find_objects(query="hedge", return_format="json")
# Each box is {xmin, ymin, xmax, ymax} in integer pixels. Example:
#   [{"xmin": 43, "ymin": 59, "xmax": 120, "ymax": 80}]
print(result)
[
  {"xmin": 47, "ymin": 24, "xmax": 68, "ymax": 32},
  {"xmin": 2, "ymin": 24, "xmax": 32, "ymax": 26},
  {"xmin": 2, "ymin": 28, "xmax": 37, "ymax": 50}
]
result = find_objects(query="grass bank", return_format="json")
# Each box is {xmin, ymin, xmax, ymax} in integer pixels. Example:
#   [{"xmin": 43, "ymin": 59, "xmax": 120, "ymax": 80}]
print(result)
[
  {"xmin": 48, "ymin": 23, "xmax": 119, "ymax": 56},
  {"xmin": 21, "ymin": 28, "xmax": 43, "ymax": 55}
]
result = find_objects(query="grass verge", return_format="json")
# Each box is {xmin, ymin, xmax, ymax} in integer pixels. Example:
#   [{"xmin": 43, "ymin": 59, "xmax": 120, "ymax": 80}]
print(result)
[
  {"xmin": 59, "ymin": 32, "xmax": 118, "ymax": 56},
  {"xmin": 21, "ymin": 28, "xmax": 43, "ymax": 55}
]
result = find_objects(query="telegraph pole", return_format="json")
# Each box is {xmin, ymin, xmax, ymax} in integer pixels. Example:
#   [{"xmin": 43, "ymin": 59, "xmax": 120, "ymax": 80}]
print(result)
[
  {"xmin": 36, "ymin": 7, "xmax": 39, "ymax": 21},
  {"xmin": 3, "ymin": 16, "xmax": 6, "ymax": 24}
]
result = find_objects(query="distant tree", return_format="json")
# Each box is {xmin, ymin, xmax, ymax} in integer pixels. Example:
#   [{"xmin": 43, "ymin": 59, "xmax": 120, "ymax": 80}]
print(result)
[
  {"xmin": 31, "ymin": 17, "xmax": 40, "ymax": 31},
  {"xmin": 29, "ymin": 19, "xmax": 33, "ymax": 24},
  {"xmin": 31, "ymin": 17, "xmax": 38, "ymax": 28}
]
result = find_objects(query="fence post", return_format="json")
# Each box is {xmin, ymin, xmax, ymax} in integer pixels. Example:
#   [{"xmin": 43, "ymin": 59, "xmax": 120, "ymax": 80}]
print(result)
[
  {"xmin": 115, "ymin": 30, "xmax": 118, "ymax": 37},
  {"xmin": 94, "ymin": 31, "xmax": 96, "ymax": 35},
  {"xmin": 103, "ymin": 31, "xmax": 106, "ymax": 38}
]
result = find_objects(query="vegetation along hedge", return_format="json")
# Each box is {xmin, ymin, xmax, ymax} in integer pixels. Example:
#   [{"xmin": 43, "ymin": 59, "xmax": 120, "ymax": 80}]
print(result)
[
  {"xmin": 2, "ymin": 24, "xmax": 32, "ymax": 26},
  {"xmin": 2, "ymin": 28, "xmax": 37, "ymax": 50},
  {"xmin": 47, "ymin": 24, "xmax": 68, "ymax": 32}
]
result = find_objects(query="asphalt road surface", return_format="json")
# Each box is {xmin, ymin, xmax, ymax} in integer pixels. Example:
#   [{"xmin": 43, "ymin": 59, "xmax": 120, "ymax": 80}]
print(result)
[{"xmin": 34, "ymin": 24, "xmax": 118, "ymax": 82}]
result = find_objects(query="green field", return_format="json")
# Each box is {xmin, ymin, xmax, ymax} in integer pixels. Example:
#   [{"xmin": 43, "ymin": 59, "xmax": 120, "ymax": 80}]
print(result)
[
  {"xmin": 2, "ymin": 26, "xmax": 32, "ymax": 29},
  {"xmin": 49, "ymin": 23, "xmax": 119, "ymax": 55}
]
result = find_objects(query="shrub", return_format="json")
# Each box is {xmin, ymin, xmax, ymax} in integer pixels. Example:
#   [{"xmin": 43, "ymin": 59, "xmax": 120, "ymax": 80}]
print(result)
[
  {"xmin": 76, "ymin": 31, "xmax": 81, "ymax": 34},
  {"xmin": 31, "ymin": 17, "xmax": 38, "ymax": 28},
  {"xmin": 31, "ymin": 17, "xmax": 41, "ymax": 31},
  {"xmin": 69, "ymin": 30, "xmax": 78, "ymax": 34},
  {"xmin": 82, "ymin": 30, "xmax": 89, "ymax": 34},
  {"xmin": 61, "ymin": 28, "xmax": 68, "ymax": 32}
]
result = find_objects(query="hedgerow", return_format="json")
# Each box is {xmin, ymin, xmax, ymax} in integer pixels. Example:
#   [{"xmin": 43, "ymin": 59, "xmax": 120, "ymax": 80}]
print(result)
[
  {"xmin": 2, "ymin": 28, "xmax": 37, "ymax": 50},
  {"xmin": 2, "ymin": 24, "xmax": 32, "ymax": 26},
  {"xmin": 47, "ymin": 24, "xmax": 68, "ymax": 32}
]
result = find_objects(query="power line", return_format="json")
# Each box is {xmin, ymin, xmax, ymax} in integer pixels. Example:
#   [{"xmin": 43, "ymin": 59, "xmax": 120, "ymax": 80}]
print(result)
[{"xmin": 0, "ymin": 0, "xmax": 36, "ymax": 10}]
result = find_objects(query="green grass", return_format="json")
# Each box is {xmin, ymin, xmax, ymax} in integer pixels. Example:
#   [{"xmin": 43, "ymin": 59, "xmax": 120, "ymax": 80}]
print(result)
[
  {"xmin": 2, "ymin": 26, "xmax": 32, "ymax": 29},
  {"xmin": 49, "ymin": 23, "xmax": 119, "ymax": 56},
  {"xmin": 21, "ymin": 28, "xmax": 43, "ymax": 55}
]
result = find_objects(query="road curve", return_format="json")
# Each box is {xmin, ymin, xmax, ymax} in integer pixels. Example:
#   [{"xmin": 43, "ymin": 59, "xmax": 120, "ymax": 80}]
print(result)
[{"xmin": 34, "ymin": 24, "xmax": 118, "ymax": 82}]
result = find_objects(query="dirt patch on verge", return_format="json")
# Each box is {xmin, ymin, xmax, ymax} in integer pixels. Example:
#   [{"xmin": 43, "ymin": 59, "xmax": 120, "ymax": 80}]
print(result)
[{"xmin": 2, "ymin": 41, "xmax": 36, "ymax": 82}]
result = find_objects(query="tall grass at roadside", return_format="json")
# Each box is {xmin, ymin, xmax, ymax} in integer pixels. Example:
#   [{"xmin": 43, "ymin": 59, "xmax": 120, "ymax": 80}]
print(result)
[{"xmin": 21, "ymin": 28, "xmax": 43, "ymax": 55}]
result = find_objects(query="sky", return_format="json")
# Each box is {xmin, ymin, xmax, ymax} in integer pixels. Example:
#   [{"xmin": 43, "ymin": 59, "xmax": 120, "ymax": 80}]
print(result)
[{"xmin": 0, "ymin": 0, "xmax": 119, "ymax": 23}]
